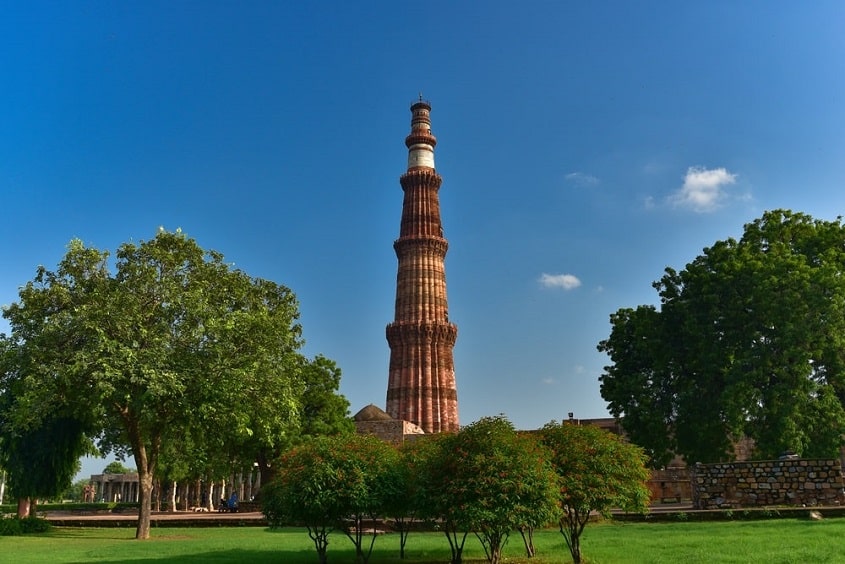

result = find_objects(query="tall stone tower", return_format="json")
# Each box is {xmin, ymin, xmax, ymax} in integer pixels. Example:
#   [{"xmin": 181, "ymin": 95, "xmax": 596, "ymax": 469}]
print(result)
[{"xmin": 385, "ymin": 99, "xmax": 459, "ymax": 434}]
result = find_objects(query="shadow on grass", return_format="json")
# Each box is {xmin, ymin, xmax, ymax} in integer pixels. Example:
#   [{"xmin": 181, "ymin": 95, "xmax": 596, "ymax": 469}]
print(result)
[
  {"xmin": 65, "ymin": 551, "xmax": 466, "ymax": 564},
  {"xmin": 65, "ymin": 549, "xmax": 316, "ymax": 564}
]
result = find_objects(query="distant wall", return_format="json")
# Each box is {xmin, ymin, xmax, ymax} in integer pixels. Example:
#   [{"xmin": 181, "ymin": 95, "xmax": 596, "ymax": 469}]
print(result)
[
  {"xmin": 648, "ymin": 467, "xmax": 691, "ymax": 503},
  {"xmin": 354, "ymin": 419, "xmax": 425, "ymax": 445},
  {"xmin": 691, "ymin": 459, "xmax": 845, "ymax": 509}
]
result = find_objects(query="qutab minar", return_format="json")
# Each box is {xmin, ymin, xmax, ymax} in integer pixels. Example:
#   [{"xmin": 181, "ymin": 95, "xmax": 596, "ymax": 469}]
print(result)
[{"xmin": 385, "ymin": 98, "xmax": 459, "ymax": 434}]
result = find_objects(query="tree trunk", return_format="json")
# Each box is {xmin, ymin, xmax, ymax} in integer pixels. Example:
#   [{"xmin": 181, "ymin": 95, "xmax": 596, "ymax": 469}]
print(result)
[
  {"xmin": 519, "ymin": 526, "xmax": 536, "ymax": 558},
  {"xmin": 17, "ymin": 497, "xmax": 31, "ymax": 518},
  {"xmin": 256, "ymin": 450, "xmax": 275, "ymax": 490},
  {"xmin": 206, "ymin": 481, "xmax": 215, "ymax": 511},
  {"xmin": 136, "ymin": 466, "xmax": 154, "ymax": 539},
  {"xmin": 571, "ymin": 537, "xmax": 581, "ymax": 564},
  {"xmin": 169, "ymin": 481, "xmax": 177, "ymax": 512},
  {"xmin": 153, "ymin": 479, "xmax": 161, "ymax": 512},
  {"xmin": 131, "ymin": 431, "xmax": 158, "ymax": 540}
]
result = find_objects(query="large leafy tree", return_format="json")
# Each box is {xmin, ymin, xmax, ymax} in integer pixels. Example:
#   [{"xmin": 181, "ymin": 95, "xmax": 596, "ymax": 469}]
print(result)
[
  {"xmin": 0, "ymin": 230, "xmax": 305, "ymax": 539},
  {"xmin": 600, "ymin": 210, "xmax": 845, "ymax": 465},
  {"xmin": 539, "ymin": 422, "xmax": 650, "ymax": 564}
]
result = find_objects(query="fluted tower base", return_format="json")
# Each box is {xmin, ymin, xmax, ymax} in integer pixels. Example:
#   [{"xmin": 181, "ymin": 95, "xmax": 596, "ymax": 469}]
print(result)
[{"xmin": 386, "ymin": 322, "xmax": 458, "ymax": 433}]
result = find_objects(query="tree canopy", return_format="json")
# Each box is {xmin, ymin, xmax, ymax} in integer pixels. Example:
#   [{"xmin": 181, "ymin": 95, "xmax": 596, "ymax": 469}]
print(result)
[
  {"xmin": 599, "ymin": 210, "xmax": 845, "ymax": 465},
  {"xmin": 414, "ymin": 416, "xmax": 560, "ymax": 564},
  {"xmin": 262, "ymin": 433, "xmax": 401, "ymax": 564},
  {"xmin": 539, "ymin": 422, "xmax": 650, "ymax": 564},
  {"xmin": 102, "ymin": 461, "xmax": 134, "ymax": 474},
  {"xmin": 0, "ymin": 230, "xmax": 312, "ymax": 538}
]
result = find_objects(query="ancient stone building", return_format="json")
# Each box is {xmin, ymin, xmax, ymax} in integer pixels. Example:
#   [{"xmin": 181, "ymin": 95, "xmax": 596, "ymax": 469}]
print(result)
[
  {"xmin": 385, "ymin": 99, "xmax": 459, "ymax": 433},
  {"xmin": 353, "ymin": 404, "xmax": 425, "ymax": 445}
]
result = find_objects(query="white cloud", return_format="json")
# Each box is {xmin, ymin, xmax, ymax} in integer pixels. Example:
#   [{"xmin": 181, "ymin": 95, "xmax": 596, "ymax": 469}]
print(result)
[
  {"xmin": 542, "ymin": 377, "xmax": 556, "ymax": 385},
  {"xmin": 565, "ymin": 172, "xmax": 599, "ymax": 187},
  {"xmin": 669, "ymin": 166, "xmax": 737, "ymax": 212},
  {"xmin": 539, "ymin": 273, "xmax": 582, "ymax": 290}
]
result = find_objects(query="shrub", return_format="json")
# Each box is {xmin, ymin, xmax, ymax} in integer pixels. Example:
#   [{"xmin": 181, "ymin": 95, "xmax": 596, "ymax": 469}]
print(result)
[{"xmin": 0, "ymin": 515, "xmax": 51, "ymax": 536}]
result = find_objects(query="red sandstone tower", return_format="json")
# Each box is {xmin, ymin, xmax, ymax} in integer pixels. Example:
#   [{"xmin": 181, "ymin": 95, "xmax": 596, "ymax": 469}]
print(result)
[{"xmin": 385, "ymin": 99, "xmax": 459, "ymax": 434}]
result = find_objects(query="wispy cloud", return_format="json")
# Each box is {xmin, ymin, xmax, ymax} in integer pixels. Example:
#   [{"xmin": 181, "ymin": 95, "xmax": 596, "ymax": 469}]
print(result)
[
  {"xmin": 565, "ymin": 172, "xmax": 599, "ymax": 187},
  {"xmin": 668, "ymin": 166, "xmax": 737, "ymax": 212},
  {"xmin": 539, "ymin": 273, "xmax": 582, "ymax": 290}
]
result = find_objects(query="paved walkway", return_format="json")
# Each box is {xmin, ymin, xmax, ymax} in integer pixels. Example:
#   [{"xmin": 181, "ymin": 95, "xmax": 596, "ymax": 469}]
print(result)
[{"xmin": 44, "ymin": 510, "xmax": 268, "ymax": 527}]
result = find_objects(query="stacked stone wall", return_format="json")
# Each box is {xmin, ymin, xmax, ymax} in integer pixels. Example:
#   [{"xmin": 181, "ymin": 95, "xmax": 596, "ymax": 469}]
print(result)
[
  {"xmin": 691, "ymin": 459, "xmax": 844, "ymax": 509},
  {"xmin": 648, "ymin": 467, "xmax": 691, "ymax": 502}
]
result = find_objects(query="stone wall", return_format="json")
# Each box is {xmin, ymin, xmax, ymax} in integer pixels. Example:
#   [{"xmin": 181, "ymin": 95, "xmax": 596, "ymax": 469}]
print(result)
[
  {"xmin": 648, "ymin": 467, "xmax": 691, "ymax": 502},
  {"xmin": 691, "ymin": 459, "xmax": 845, "ymax": 509},
  {"xmin": 354, "ymin": 419, "xmax": 425, "ymax": 446}
]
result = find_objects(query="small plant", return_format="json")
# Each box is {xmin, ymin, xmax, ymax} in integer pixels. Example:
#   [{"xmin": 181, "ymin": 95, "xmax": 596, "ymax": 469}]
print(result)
[{"xmin": 675, "ymin": 512, "xmax": 688, "ymax": 522}]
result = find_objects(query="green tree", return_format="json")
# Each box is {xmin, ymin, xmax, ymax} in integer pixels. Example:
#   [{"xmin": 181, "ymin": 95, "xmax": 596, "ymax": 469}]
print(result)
[
  {"xmin": 384, "ymin": 439, "xmax": 430, "ymax": 560},
  {"xmin": 299, "ymin": 355, "xmax": 354, "ymax": 438},
  {"xmin": 599, "ymin": 210, "xmax": 845, "ymax": 463},
  {"xmin": 64, "ymin": 478, "xmax": 91, "ymax": 502},
  {"xmin": 1, "ymin": 230, "xmax": 304, "ymax": 539},
  {"xmin": 539, "ymin": 422, "xmax": 650, "ymax": 564},
  {"xmin": 102, "ymin": 461, "xmax": 134, "ymax": 474},
  {"xmin": 253, "ymin": 354, "xmax": 354, "ymax": 487},
  {"xmin": 0, "ymin": 415, "xmax": 91, "ymax": 514},
  {"xmin": 262, "ymin": 434, "xmax": 400, "ymax": 564},
  {"xmin": 416, "ymin": 417, "xmax": 560, "ymax": 564},
  {"xmin": 0, "ymin": 308, "xmax": 96, "ymax": 515}
]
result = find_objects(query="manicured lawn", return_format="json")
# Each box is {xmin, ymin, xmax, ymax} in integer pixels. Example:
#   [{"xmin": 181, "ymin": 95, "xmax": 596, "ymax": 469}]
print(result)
[{"xmin": 6, "ymin": 519, "xmax": 845, "ymax": 563}]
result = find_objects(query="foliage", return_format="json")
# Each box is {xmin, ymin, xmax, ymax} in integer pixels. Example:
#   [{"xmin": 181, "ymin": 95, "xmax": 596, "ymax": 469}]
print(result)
[
  {"xmin": 0, "ymin": 336, "xmax": 95, "ymax": 509},
  {"xmin": 254, "ymin": 355, "xmax": 354, "ymax": 487},
  {"xmin": 539, "ymin": 421, "xmax": 650, "ymax": 564},
  {"xmin": 383, "ymin": 439, "xmax": 432, "ymax": 560},
  {"xmin": 298, "ymin": 355, "xmax": 355, "ymax": 439},
  {"xmin": 415, "ymin": 416, "xmax": 560, "ymax": 564},
  {"xmin": 102, "ymin": 461, "xmax": 134, "ymax": 474},
  {"xmin": 0, "ymin": 413, "xmax": 92, "ymax": 509},
  {"xmin": 0, "ymin": 515, "xmax": 52, "ymax": 536},
  {"xmin": 599, "ymin": 210, "xmax": 845, "ymax": 464},
  {"xmin": 63, "ymin": 479, "xmax": 93, "ymax": 502},
  {"xmin": 262, "ymin": 434, "xmax": 401, "ymax": 564},
  {"xmin": 0, "ymin": 230, "xmax": 305, "ymax": 539}
]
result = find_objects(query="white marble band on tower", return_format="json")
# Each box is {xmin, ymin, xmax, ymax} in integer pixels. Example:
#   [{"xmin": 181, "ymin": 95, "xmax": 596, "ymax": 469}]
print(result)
[{"xmin": 408, "ymin": 144, "xmax": 435, "ymax": 169}]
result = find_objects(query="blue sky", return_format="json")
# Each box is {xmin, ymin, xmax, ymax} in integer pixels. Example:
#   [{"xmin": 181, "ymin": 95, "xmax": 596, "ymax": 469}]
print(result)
[{"xmin": 2, "ymin": 2, "xmax": 844, "ymax": 478}]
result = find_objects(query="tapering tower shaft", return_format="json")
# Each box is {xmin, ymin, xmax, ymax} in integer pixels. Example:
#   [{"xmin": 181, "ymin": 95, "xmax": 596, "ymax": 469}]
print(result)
[{"xmin": 386, "ymin": 100, "xmax": 459, "ymax": 433}]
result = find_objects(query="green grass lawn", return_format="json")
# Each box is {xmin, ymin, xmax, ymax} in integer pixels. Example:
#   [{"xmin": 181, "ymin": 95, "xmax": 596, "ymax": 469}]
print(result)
[{"xmin": 6, "ymin": 519, "xmax": 845, "ymax": 563}]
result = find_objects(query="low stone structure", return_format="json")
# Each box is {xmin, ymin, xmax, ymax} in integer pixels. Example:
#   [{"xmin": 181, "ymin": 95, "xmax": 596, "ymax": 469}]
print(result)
[
  {"xmin": 353, "ymin": 404, "xmax": 425, "ymax": 445},
  {"xmin": 691, "ymin": 458, "xmax": 845, "ymax": 509}
]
